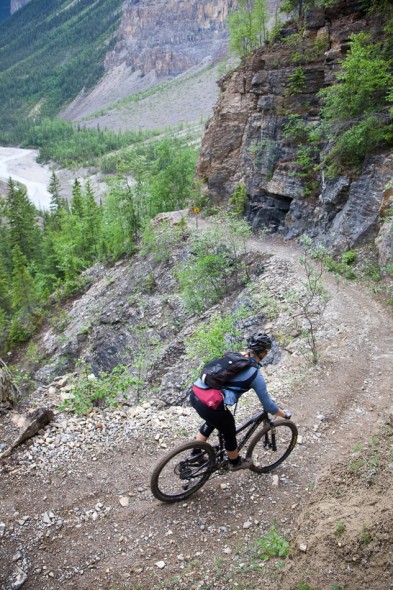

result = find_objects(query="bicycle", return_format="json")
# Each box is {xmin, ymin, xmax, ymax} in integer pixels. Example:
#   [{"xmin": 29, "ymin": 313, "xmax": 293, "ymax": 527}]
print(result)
[{"xmin": 150, "ymin": 409, "xmax": 298, "ymax": 503}]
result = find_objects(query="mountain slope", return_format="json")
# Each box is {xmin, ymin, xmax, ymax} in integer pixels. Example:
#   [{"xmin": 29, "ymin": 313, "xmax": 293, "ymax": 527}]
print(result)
[
  {"xmin": 58, "ymin": 0, "xmax": 236, "ymax": 125},
  {"xmin": 0, "ymin": 0, "xmax": 235, "ymax": 140},
  {"xmin": 0, "ymin": 0, "xmax": 124, "ymax": 138}
]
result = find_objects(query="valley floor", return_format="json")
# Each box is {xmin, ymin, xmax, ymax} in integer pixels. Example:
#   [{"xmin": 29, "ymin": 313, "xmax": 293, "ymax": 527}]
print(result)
[{"xmin": 0, "ymin": 147, "xmax": 52, "ymax": 209}]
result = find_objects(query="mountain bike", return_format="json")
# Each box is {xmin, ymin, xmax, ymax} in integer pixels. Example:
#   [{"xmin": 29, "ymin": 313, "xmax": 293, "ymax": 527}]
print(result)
[{"xmin": 150, "ymin": 409, "xmax": 298, "ymax": 503}]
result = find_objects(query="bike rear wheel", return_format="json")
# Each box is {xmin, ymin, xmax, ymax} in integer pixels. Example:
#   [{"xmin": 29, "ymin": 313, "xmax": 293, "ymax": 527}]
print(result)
[
  {"xmin": 246, "ymin": 419, "xmax": 297, "ymax": 474},
  {"xmin": 150, "ymin": 441, "xmax": 216, "ymax": 503}
]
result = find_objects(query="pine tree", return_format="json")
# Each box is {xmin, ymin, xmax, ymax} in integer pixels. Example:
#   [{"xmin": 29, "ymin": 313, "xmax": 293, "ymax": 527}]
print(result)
[
  {"xmin": 0, "ymin": 256, "xmax": 11, "ymax": 316},
  {"xmin": 71, "ymin": 179, "xmax": 84, "ymax": 218},
  {"xmin": 10, "ymin": 244, "xmax": 37, "ymax": 314},
  {"xmin": 82, "ymin": 181, "xmax": 102, "ymax": 261},
  {"xmin": 49, "ymin": 171, "xmax": 66, "ymax": 213},
  {"xmin": 6, "ymin": 178, "xmax": 40, "ymax": 262}
]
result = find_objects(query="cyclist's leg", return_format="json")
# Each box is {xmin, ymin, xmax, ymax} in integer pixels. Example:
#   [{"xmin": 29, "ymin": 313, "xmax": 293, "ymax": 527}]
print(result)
[
  {"xmin": 190, "ymin": 390, "xmax": 216, "ymax": 439},
  {"xmin": 190, "ymin": 390, "xmax": 239, "ymax": 458}
]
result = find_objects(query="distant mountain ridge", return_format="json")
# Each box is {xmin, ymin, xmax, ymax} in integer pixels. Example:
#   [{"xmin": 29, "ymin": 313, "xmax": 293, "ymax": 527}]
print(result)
[
  {"xmin": 0, "ymin": 0, "xmax": 283, "ymax": 139},
  {"xmin": 0, "ymin": 0, "xmax": 237, "ymax": 139},
  {"xmin": 0, "ymin": 0, "xmax": 125, "ymax": 140},
  {"xmin": 61, "ymin": 0, "xmax": 236, "ymax": 122}
]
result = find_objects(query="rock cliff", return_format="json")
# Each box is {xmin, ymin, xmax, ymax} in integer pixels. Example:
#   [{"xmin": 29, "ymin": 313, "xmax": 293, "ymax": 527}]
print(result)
[
  {"xmin": 197, "ymin": 0, "xmax": 393, "ymax": 258},
  {"xmin": 106, "ymin": 0, "xmax": 235, "ymax": 77},
  {"xmin": 63, "ymin": 0, "xmax": 236, "ymax": 121}
]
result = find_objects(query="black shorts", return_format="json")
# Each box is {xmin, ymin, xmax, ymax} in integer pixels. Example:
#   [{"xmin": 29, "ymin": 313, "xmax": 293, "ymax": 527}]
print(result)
[{"xmin": 189, "ymin": 390, "xmax": 237, "ymax": 452}]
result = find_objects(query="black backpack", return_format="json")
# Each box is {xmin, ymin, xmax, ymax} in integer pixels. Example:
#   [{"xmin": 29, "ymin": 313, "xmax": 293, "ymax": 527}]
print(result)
[{"xmin": 200, "ymin": 352, "xmax": 257, "ymax": 390}]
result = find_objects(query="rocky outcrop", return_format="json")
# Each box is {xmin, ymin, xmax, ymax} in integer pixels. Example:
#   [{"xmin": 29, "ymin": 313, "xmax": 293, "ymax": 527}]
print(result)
[
  {"xmin": 0, "ymin": 360, "xmax": 21, "ymax": 405},
  {"xmin": 197, "ymin": 0, "xmax": 393, "ymax": 255},
  {"xmin": 32, "ymin": 221, "xmax": 270, "ymax": 405},
  {"xmin": 106, "ymin": 0, "xmax": 236, "ymax": 77}
]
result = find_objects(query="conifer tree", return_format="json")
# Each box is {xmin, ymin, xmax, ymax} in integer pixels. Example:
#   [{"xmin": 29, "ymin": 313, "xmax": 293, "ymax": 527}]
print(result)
[
  {"xmin": 49, "ymin": 171, "xmax": 63, "ymax": 212},
  {"xmin": 71, "ymin": 179, "xmax": 84, "ymax": 218},
  {"xmin": 10, "ymin": 244, "xmax": 37, "ymax": 314},
  {"xmin": 0, "ymin": 256, "xmax": 11, "ymax": 316},
  {"xmin": 6, "ymin": 178, "xmax": 40, "ymax": 262},
  {"xmin": 82, "ymin": 180, "xmax": 102, "ymax": 260}
]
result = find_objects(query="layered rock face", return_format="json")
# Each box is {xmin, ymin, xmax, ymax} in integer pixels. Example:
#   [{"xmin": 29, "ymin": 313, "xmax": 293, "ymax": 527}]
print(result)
[
  {"xmin": 105, "ymin": 0, "xmax": 236, "ymax": 76},
  {"xmin": 197, "ymin": 0, "xmax": 393, "ymax": 254}
]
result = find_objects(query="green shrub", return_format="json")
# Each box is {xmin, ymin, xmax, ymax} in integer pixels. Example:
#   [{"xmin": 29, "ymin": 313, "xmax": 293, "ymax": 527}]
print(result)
[
  {"xmin": 257, "ymin": 526, "xmax": 290, "ymax": 560},
  {"xmin": 286, "ymin": 66, "xmax": 306, "ymax": 96},
  {"xmin": 58, "ymin": 361, "xmax": 135, "ymax": 414},
  {"xmin": 319, "ymin": 32, "xmax": 393, "ymax": 174},
  {"xmin": 185, "ymin": 308, "xmax": 249, "ymax": 370},
  {"xmin": 229, "ymin": 183, "xmax": 248, "ymax": 216},
  {"xmin": 341, "ymin": 250, "xmax": 357, "ymax": 265},
  {"xmin": 323, "ymin": 116, "xmax": 390, "ymax": 176},
  {"xmin": 361, "ymin": 525, "xmax": 373, "ymax": 546},
  {"xmin": 335, "ymin": 520, "xmax": 346, "ymax": 536},
  {"xmin": 324, "ymin": 257, "xmax": 357, "ymax": 280},
  {"xmin": 175, "ymin": 216, "xmax": 251, "ymax": 312}
]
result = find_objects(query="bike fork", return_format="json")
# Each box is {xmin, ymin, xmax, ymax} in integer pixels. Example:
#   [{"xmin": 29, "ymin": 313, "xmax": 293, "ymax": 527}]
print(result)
[{"xmin": 265, "ymin": 426, "xmax": 277, "ymax": 452}]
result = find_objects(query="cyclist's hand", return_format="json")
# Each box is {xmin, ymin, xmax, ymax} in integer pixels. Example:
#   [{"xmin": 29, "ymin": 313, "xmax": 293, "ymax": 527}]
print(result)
[{"xmin": 283, "ymin": 409, "xmax": 291, "ymax": 419}]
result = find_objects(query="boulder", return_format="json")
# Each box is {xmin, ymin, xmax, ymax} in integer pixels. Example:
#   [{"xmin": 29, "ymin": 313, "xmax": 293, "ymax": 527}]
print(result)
[{"xmin": 0, "ymin": 407, "xmax": 54, "ymax": 459}]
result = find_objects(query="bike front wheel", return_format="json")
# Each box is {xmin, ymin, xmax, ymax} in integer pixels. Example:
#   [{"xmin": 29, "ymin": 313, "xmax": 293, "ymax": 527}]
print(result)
[
  {"xmin": 246, "ymin": 419, "xmax": 298, "ymax": 474},
  {"xmin": 150, "ymin": 441, "xmax": 216, "ymax": 503}
]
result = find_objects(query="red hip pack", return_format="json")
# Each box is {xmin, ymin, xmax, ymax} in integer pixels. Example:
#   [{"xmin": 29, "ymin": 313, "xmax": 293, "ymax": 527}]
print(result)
[{"xmin": 193, "ymin": 385, "xmax": 224, "ymax": 410}]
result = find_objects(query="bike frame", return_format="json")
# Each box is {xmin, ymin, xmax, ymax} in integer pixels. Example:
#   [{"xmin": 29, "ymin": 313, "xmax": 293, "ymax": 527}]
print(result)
[{"xmin": 216, "ymin": 409, "xmax": 274, "ymax": 457}]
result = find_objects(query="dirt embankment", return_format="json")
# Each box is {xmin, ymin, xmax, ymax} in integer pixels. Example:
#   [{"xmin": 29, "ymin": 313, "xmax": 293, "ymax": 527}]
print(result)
[{"xmin": 0, "ymin": 230, "xmax": 392, "ymax": 590}]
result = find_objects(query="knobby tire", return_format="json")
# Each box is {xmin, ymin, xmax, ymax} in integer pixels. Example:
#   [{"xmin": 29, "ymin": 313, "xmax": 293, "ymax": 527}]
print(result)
[
  {"xmin": 150, "ymin": 441, "xmax": 216, "ymax": 503},
  {"xmin": 246, "ymin": 419, "xmax": 298, "ymax": 474}
]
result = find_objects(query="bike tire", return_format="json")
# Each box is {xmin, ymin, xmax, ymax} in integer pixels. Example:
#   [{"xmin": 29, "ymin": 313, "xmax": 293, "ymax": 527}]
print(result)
[
  {"xmin": 150, "ymin": 441, "xmax": 216, "ymax": 503},
  {"xmin": 246, "ymin": 419, "xmax": 298, "ymax": 474}
]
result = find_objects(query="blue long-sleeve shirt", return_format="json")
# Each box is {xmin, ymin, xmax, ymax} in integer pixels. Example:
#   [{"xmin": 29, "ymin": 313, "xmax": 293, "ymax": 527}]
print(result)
[{"xmin": 193, "ymin": 360, "xmax": 279, "ymax": 415}]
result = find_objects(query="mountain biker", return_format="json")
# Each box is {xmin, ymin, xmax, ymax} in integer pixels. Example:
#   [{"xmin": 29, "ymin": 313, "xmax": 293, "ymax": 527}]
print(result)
[{"xmin": 189, "ymin": 333, "xmax": 291, "ymax": 472}]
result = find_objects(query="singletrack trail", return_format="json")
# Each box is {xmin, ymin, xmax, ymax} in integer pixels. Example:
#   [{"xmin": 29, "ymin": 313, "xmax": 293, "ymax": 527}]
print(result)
[{"xmin": 1, "ymin": 229, "xmax": 392, "ymax": 590}]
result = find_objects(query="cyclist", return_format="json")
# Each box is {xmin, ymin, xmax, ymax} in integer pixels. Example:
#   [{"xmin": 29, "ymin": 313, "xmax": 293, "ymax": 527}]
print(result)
[{"xmin": 189, "ymin": 333, "xmax": 291, "ymax": 471}]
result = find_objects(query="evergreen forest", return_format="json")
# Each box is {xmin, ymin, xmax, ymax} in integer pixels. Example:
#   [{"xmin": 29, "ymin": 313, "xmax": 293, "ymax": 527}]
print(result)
[{"xmin": 0, "ymin": 137, "xmax": 198, "ymax": 352}]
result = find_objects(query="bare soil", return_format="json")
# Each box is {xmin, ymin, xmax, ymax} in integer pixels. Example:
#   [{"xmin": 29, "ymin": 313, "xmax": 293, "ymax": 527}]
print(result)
[{"xmin": 1, "ymin": 232, "xmax": 392, "ymax": 590}]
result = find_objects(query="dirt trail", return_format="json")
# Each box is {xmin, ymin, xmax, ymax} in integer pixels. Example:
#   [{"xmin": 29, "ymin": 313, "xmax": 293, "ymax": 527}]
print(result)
[{"xmin": 1, "ymin": 230, "xmax": 392, "ymax": 590}]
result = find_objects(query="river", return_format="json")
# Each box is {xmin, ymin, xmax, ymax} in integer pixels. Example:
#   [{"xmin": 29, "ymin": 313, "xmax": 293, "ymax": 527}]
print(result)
[{"xmin": 0, "ymin": 147, "xmax": 52, "ymax": 209}]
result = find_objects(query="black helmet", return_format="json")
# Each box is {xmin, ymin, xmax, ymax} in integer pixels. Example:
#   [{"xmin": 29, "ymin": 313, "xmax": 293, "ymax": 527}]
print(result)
[{"xmin": 246, "ymin": 332, "xmax": 272, "ymax": 353}]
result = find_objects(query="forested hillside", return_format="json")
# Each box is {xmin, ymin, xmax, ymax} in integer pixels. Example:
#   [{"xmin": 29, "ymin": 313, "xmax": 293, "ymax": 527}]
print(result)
[
  {"xmin": 0, "ymin": 137, "xmax": 198, "ymax": 354},
  {"xmin": 0, "ymin": 0, "xmax": 124, "ymax": 142}
]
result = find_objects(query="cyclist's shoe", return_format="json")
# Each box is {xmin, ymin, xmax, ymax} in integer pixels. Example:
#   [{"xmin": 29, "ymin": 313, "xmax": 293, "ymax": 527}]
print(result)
[{"xmin": 228, "ymin": 456, "xmax": 252, "ymax": 472}]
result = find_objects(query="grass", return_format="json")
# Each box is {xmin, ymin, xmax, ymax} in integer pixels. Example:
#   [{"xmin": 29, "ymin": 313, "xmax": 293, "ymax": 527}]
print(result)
[
  {"xmin": 360, "ymin": 525, "xmax": 373, "ymax": 546},
  {"xmin": 335, "ymin": 520, "xmax": 346, "ymax": 536}
]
